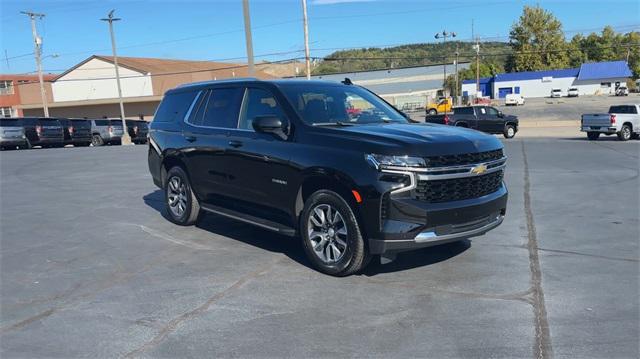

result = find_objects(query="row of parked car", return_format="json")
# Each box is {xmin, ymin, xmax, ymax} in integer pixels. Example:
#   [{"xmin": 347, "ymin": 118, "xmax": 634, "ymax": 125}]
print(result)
[{"xmin": 0, "ymin": 117, "xmax": 149, "ymax": 150}]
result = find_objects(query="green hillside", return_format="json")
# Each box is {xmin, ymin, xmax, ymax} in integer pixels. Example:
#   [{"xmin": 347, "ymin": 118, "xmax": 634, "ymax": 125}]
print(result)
[{"xmin": 312, "ymin": 41, "xmax": 511, "ymax": 75}]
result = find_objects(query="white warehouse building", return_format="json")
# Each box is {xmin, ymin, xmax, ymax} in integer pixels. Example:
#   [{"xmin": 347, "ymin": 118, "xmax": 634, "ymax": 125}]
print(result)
[{"xmin": 462, "ymin": 60, "xmax": 633, "ymax": 99}]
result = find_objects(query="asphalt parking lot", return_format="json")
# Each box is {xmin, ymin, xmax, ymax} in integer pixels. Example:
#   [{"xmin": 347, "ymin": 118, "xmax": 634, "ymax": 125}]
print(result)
[{"xmin": 1, "ymin": 138, "xmax": 638, "ymax": 358}]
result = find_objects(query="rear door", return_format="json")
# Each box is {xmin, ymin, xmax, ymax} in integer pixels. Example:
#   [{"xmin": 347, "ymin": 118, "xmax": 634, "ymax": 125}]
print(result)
[
  {"xmin": 453, "ymin": 107, "xmax": 477, "ymax": 128},
  {"xmin": 181, "ymin": 86, "xmax": 244, "ymax": 203}
]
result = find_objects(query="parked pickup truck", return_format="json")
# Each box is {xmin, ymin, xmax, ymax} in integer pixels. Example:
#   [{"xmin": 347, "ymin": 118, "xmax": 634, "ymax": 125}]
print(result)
[
  {"xmin": 425, "ymin": 105, "xmax": 519, "ymax": 138},
  {"xmin": 581, "ymin": 104, "xmax": 640, "ymax": 141}
]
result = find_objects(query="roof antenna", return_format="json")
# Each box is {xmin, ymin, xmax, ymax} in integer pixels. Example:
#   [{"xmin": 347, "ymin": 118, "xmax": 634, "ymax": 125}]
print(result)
[{"xmin": 342, "ymin": 77, "xmax": 353, "ymax": 85}]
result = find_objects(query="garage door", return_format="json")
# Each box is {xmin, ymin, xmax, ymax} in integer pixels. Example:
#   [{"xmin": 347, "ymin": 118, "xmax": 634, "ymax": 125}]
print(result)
[{"xmin": 498, "ymin": 87, "xmax": 513, "ymax": 98}]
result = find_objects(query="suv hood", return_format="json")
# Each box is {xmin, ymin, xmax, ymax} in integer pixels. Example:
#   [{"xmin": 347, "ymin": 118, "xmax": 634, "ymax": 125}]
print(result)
[{"xmin": 310, "ymin": 123, "xmax": 503, "ymax": 157}]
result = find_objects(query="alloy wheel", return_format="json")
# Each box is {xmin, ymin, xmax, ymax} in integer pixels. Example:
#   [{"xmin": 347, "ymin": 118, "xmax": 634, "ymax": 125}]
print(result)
[
  {"xmin": 307, "ymin": 204, "xmax": 348, "ymax": 264},
  {"xmin": 507, "ymin": 127, "xmax": 515, "ymax": 137},
  {"xmin": 167, "ymin": 175, "xmax": 187, "ymax": 218}
]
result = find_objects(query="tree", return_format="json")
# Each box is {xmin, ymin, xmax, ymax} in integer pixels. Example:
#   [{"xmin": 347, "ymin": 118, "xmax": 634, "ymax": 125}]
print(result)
[
  {"xmin": 506, "ymin": 5, "xmax": 569, "ymax": 72},
  {"xmin": 567, "ymin": 34, "xmax": 586, "ymax": 67}
]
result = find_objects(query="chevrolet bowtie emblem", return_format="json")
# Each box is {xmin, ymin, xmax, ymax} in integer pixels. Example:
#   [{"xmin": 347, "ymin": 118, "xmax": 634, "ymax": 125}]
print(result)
[{"xmin": 470, "ymin": 164, "xmax": 487, "ymax": 175}]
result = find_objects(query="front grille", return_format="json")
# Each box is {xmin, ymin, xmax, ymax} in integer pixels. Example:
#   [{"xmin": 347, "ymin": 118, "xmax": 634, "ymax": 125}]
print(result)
[
  {"xmin": 415, "ymin": 170, "xmax": 504, "ymax": 203},
  {"xmin": 426, "ymin": 149, "xmax": 503, "ymax": 168}
]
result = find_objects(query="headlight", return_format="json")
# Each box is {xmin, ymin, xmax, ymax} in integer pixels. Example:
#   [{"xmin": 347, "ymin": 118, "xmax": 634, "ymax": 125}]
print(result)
[{"xmin": 366, "ymin": 154, "xmax": 426, "ymax": 169}]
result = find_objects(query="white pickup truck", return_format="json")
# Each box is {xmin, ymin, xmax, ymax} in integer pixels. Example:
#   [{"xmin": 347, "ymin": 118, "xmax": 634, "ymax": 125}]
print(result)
[{"xmin": 581, "ymin": 104, "xmax": 640, "ymax": 141}]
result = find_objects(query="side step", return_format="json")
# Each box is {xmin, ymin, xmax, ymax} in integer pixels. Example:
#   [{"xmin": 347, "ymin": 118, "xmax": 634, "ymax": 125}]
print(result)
[{"xmin": 201, "ymin": 204, "xmax": 296, "ymax": 237}]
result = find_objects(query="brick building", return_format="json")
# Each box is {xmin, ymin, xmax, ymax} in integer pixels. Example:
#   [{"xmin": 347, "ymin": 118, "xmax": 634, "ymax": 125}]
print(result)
[{"xmin": 0, "ymin": 74, "xmax": 55, "ymax": 117}]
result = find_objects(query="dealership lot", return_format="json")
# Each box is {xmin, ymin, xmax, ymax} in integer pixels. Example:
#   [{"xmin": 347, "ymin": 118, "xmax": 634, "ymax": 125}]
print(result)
[{"xmin": 0, "ymin": 139, "xmax": 638, "ymax": 358}]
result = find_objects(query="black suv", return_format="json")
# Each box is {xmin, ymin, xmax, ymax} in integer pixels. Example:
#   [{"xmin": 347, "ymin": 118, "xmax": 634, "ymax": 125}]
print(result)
[
  {"xmin": 126, "ymin": 120, "xmax": 149, "ymax": 144},
  {"xmin": 21, "ymin": 117, "xmax": 65, "ymax": 148},
  {"xmin": 59, "ymin": 118, "xmax": 92, "ymax": 147},
  {"xmin": 148, "ymin": 79, "xmax": 508, "ymax": 276}
]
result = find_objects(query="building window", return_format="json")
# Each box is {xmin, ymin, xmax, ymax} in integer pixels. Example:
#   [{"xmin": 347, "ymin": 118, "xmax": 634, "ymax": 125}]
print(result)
[
  {"xmin": 600, "ymin": 82, "xmax": 611, "ymax": 88},
  {"xmin": 0, "ymin": 107, "xmax": 14, "ymax": 117},
  {"xmin": 0, "ymin": 80, "xmax": 14, "ymax": 95}
]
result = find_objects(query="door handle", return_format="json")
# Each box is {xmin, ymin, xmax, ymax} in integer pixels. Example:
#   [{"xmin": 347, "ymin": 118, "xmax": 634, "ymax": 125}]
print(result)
[
  {"xmin": 228, "ymin": 140, "xmax": 243, "ymax": 148},
  {"xmin": 184, "ymin": 133, "xmax": 196, "ymax": 142}
]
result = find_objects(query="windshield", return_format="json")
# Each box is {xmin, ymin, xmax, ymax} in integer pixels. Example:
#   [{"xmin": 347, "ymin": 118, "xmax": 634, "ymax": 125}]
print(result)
[{"xmin": 280, "ymin": 84, "xmax": 407, "ymax": 125}]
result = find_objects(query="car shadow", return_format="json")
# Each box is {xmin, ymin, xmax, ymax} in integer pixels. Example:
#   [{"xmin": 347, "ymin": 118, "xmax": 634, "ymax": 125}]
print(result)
[
  {"xmin": 561, "ymin": 136, "xmax": 637, "ymax": 142},
  {"xmin": 143, "ymin": 190, "xmax": 470, "ymax": 276}
]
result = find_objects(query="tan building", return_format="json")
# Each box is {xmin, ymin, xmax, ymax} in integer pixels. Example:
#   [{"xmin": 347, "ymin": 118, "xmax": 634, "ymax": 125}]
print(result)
[{"xmin": 20, "ymin": 55, "xmax": 273, "ymax": 119}]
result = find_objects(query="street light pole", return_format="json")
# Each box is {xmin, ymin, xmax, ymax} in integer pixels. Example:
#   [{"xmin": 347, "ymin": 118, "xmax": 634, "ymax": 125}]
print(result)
[
  {"xmin": 454, "ymin": 43, "xmax": 459, "ymax": 105},
  {"xmin": 434, "ymin": 30, "xmax": 456, "ymax": 99},
  {"xmin": 101, "ymin": 10, "xmax": 131, "ymax": 145},
  {"xmin": 301, "ymin": 0, "xmax": 311, "ymax": 80},
  {"xmin": 242, "ymin": 0, "xmax": 255, "ymax": 76},
  {"xmin": 21, "ymin": 11, "xmax": 49, "ymax": 117}
]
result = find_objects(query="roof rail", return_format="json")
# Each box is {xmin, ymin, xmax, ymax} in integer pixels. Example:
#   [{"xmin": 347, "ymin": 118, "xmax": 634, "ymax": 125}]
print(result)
[{"xmin": 177, "ymin": 77, "xmax": 260, "ymax": 88}]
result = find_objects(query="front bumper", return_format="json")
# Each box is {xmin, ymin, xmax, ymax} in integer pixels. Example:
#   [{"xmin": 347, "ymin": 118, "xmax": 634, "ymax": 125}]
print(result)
[{"xmin": 369, "ymin": 186, "xmax": 508, "ymax": 254}]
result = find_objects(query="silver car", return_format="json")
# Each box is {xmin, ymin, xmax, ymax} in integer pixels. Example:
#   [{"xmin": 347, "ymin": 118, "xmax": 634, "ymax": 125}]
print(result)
[
  {"xmin": 0, "ymin": 118, "xmax": 28, "ymax": 150},
  {"xmin": 90, "ymin": 119, "xmax": 124, "ymax": 146}
]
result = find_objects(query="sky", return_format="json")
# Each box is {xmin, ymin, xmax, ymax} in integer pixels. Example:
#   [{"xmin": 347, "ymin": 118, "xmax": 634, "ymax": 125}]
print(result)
[{"xmin": 0, "ymin": 0, "xmax": 639, "ymax": 74}]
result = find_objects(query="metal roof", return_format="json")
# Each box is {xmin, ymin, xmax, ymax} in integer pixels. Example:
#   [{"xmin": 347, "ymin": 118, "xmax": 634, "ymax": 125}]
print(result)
[
  {"xmin": 577, "ymin": 61, "xmax": 632, "ymax": 80},
  {"xmin": 494, "ymin": 68, "xmax": 579, "ymax": 82},
  {"xmin": 462, "ymin": 77, "xmax": 492, "ymax": 85}
]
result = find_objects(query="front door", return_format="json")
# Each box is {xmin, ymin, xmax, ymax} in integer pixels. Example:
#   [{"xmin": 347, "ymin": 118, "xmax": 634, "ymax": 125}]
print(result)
[{"xmin": 224, "ymin": 87, "xmax": 296, "ymax": 223}]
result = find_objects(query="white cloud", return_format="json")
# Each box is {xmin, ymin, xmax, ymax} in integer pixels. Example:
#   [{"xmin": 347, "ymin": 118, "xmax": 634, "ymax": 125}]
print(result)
[{"xmin": 312, "ymin": 0, "xmax": 377, "ymax": 5}]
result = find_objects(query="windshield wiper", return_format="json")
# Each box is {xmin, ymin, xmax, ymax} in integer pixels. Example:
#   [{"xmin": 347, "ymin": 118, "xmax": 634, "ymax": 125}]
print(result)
[{"xmin": 311, "ymin": 121, "xmax": 355, "ymax": 127}]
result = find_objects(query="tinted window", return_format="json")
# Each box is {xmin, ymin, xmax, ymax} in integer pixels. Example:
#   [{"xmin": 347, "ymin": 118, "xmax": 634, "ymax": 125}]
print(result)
[
  {"xmin": 154, "ymin": 91, "xmax": 198, "ymax": 123},
  {"xmin": 239, "ymin": 88, "xmax": 286, "ymax": 130},
  {"xmin": 486, "ymin": 107, "xmax": 499, "ymax": 116},
  {"xmin": 453, "ymin": 107, "xmax": 474, "ymax": 115},
  {"xmin": 38, "ymin": 119, "xmax": 61, "ymax": 126},
  {"xmin": 94, "ymin": 120, "xmax": 109, "ymax": 126},
  {"xmin": 71, "ymin": 120, "xmax": 91, "ymax": 128},
  {"xmin": 0, "ymin": 119, "xmax": 20, "ymax": 126},
  {"xmin": 188, "ymin": 90, "xmax": 211, "ymax": 126},
  {"xmin": 609, "ymin": 105, "xmax": 637, "ymax": 114},
  {"xmin": 109, "ymin": 120, "xmax": 124, "ymax": 127},
  {"xmin": 200, "ymin": 88, "xmax": 243, "ymax": 128}
]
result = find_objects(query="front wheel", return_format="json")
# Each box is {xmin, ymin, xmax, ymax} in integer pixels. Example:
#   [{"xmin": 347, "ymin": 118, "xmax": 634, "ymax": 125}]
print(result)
[
  {"xmin": 165, "ymin": 166, "xmax": 200, "ymax": 226},
  {"xmin": 301, "ymin": 190, "xmax": 369, "ymax": 276},
  {"xmin": 428, "ymin": 109, "xmax": 437, "ymax": 115},
  {"xmin": 503, "ymin": 125, "xmax": 516, "ymax": 139},
  {"xmin": 587, "ymin": 132, "xmax": 600, "ymax": 141},
  {"xmin": 617, "ymin": 124, "xmax": 632, "ymax": 141}
]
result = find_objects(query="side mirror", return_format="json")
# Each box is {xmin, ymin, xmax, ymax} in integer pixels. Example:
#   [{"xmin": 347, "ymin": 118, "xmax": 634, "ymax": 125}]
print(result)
[
  {"xmin": 252, "ymin": 116, "xmax": 288, "ymax": 140},
  {"xmin": 498, "ymin": 111, "xmax": 504, "ymax": 118}
]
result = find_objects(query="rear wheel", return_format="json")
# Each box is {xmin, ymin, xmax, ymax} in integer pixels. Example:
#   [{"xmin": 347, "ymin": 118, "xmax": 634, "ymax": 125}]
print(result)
[
  {"xmin": 301, "ymin": 190, "xmax": 369, "ymax": 276},
  {"xmin": 428, "ymin": 109, "xmax": 437, "ymax": 115},
  {"xmin": 503, "ymin": 125, "xmax": 516, "ymax": 139},
  {"xmin": 587, "ymin": 132, "xmax": 600, "ymax": 141},
  {"xmin": 91, "ymin": 135, "xmax": 104, "ymax": 146},
  {"xmin": 165, "ymin": 166, "xmax": 200, "ymax": 226},
  {"xmin": 617, "ymin": 124, "xmax": 632, "ymax": 141}
]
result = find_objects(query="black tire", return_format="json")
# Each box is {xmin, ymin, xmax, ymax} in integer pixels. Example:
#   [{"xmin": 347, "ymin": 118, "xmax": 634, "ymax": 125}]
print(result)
[
  {"xmin": 617, "ymin": 124, "xmax": 632, "ymax": 141},
  {"xmin": 587, "ymin": 132, "xmax": 600, "ymax": 141},
  {"xmin": 300, "ymin": 190, "xmax": 369, "ymax": 276},
  {"xmin": 164, "ymin": 166, "xmax": 200, "ymax": 226},
  {"xmin": 503, "ymin": 124, "xmax": 516, "ymax": 139},
  {"xmin": 92, "ymin": 135, "xmax": 104, "ymax": 146},
  {"xmin": 428, "ymin": 109, "xmax": 437, "ymax": 115}
]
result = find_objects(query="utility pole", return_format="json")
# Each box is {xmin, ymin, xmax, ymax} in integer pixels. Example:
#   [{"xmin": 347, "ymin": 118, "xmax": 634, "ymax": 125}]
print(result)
[
  {"xmin": 101, "ymin": 10, "xmax": 131, "ymax": 145},
  {"xmin": 301, "ymin": 0, "xmax": 311, "ymax": 80},
  {"xmin": 242, "ymin": 0, "xmax": 255, "ymax": 76},
  {"xmin": 21, "ymin": 11, "xmax": 49, "ymax": 117},
  {"xmin": 474, "ymin": 37, "xmax": 480, "ymax": 95},
  {"xmin": 454, "ymin": 43, "xmax": 459, "ymax": 105},
  {"xmin": 435, "ymin": 30, "xmax": 456, "ymax": 98}
]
